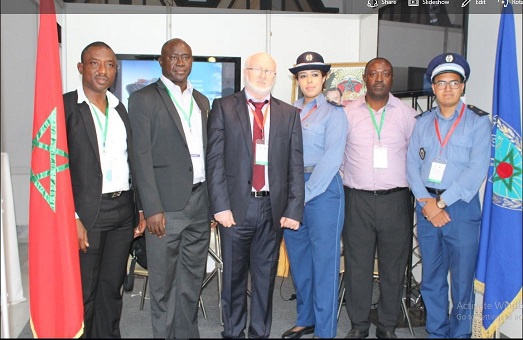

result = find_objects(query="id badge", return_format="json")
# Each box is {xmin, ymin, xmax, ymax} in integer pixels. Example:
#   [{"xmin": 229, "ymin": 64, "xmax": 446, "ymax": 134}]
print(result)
[
  {"xmin": 187, "ymin": 131, "xmax": 201, "ymax": 158},
  {"xmin": 373, "ymin": 145, "xmax": 388, "ymax": 169},
  {"xmin": 255, "ymin": 139, "xmax": 269, "ymax": 165},
  {"xmin": 428, "ymin": 161, "xmax": 446, "ymax": 183},
  {"xmin": 102, "ymin": 153, "xmax": 113, "ymax": 182}
]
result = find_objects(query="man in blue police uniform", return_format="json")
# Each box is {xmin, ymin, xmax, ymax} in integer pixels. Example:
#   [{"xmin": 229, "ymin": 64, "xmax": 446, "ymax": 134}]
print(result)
[{"xmin": 406, "ymin": 53, "xmax": 492, "ymax": 338}]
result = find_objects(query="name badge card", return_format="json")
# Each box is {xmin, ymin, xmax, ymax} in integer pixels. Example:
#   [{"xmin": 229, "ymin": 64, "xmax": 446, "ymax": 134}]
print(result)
[
  {"xmin": 373, "ymin": 145, "xmax": 388, "ymax": 169},
  {"xmin": 101, "ymin": 153, "xmax": 113, "ymax": 182},
  {"xmin": 255, "ymin": 139, "xmax": 268, "ymax": 165},
  {"xmin": 428, "ymin": 161, "xmax": 446, "ymax": 183},
  {"xmin": 187, "ymin": 132, "xmax": 201, "ymax": 158}
]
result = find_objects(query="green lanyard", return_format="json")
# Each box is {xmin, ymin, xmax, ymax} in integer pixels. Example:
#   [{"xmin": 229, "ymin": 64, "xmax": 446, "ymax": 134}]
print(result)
[
  {"xmin": 90, "ymin": 99, "xmax": 109, "ymax": 151},
  {"xmin": 367, "ymin": 104, "xmax": 386, "ymax": 143},
  {"xmin": 165, "ymin": 86, "xmax": 194, "ymax": 130}
]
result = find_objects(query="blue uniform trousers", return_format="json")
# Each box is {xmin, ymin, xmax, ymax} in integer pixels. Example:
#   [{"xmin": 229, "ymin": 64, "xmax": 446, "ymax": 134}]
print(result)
[
  {"xmin": 417, "ymin": 193, "xmax": 481, "ymax": 338},
  {"xmin": 284, "ymin": 172, "xmax": 344, "ymax": 338}
]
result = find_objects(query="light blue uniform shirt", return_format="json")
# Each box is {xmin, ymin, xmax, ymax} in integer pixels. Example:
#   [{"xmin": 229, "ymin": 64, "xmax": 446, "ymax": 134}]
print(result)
[
  {"xmin": 295, "ymin": 94, "xmax": 348, "ymax": 203},
  {"xmin": 406, "ymin": 100, "xmax": 492, "ymax": 206}
]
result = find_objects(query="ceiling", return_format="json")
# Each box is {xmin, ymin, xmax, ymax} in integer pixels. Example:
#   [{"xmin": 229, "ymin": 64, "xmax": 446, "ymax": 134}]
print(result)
[{"xmin": 62, "ymin": 0, "xmax": 340, "ymax": 13}]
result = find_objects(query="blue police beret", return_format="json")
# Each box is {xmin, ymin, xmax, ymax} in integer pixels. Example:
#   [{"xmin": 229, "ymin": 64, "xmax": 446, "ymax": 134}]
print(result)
[
  {"xmin": 289, "ymin": 51, "xmax": 331, "ymax": 75},
  {"xmin": 426, "ymin": 53, "xmax": 470, "ymax": 82}
]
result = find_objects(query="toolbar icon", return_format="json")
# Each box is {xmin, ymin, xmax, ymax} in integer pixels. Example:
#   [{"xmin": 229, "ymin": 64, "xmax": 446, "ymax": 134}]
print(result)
[{"xmin": 367, "ymin": 0, "xmax": 378, "ymax": 8}]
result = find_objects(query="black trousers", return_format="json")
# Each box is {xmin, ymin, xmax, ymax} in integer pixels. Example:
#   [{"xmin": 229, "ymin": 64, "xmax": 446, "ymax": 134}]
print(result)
[
  {"xmin": 342, "ymin": 187, "xmax": 413, "ymax": 332},
  {"xmin": 220, "ymin": 196, "xmax": 282, "ymax": 339},
  {"xmin": 79, "ymin": 191, "xmax": 134, "ymax": 338}
]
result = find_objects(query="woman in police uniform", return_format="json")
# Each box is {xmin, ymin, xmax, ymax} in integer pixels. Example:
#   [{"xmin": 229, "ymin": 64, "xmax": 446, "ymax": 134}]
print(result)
[{"xmin": 282, "ymin": 52, "xmax": 348, "ymax": 339}]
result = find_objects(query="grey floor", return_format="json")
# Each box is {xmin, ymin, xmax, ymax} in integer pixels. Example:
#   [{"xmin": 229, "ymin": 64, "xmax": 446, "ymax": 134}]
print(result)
[{"xmin": 12, "ymin": 239, "xmax": 428, "ymax": 339}]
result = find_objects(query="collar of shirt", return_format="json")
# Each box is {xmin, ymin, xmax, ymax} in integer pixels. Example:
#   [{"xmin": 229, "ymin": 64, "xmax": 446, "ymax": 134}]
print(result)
[
  {"xmin": 160, "ymin": 74, "xmax": 194, "ymax": 97},
  {"xmin": 77, "ymin": 86, "xmax": 120, "ymax": 109},
  {"xmin": 434, "ymin": 99, "xmax": 464, "ymax": 120},
  {"xmin": 353, "ymin": 92, "xmax": 402, "ymax": 112},
  {"xmin": 244, "ymin": 89, "xmax": 270, "ymax": 108},
  {"xmin": 293, "ymin": 93, "xmax": 326, "ymax": 110}
]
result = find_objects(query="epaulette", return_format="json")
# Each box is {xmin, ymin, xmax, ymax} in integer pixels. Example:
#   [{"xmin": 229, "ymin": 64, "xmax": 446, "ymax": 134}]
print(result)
[
  {"xmin": 327, "ymin": 100, "xmax": 344, "ymax": 108},
  {"xmin": 415, "ymin": 108, "xmax": 435, "ymax": 119},
  {"xmin": 467, "ymin": 104, "xmax": 489, "ymax": 116}
]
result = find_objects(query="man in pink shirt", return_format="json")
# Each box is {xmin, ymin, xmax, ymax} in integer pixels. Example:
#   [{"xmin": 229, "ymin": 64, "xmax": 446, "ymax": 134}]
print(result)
[{"xmin": 341, "ymin": 57, "xmax": 417, "ymax": 339}]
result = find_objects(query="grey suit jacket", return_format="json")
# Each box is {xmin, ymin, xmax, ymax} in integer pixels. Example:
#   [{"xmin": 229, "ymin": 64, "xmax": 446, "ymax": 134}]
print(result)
[
  {"xmin": 128, "ymin": 79, "xmax": 210, "ymax": 218},
  {"xmin": 206, "ymin": 90, "xmax": 305, "ymax": 229},
  {"xmin": 63, "ymin": 90, "xmax": 139, "ymax": 230}
]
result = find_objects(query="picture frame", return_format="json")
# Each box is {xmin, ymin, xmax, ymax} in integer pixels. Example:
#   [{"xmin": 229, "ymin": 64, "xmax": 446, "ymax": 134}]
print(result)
[{"xmin": 291, "ymin": 62, "xmax": 367, "ymax": 107}]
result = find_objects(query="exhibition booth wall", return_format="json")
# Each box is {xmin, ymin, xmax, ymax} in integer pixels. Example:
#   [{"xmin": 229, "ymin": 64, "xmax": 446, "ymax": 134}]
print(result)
[{"xmin": 0, "ymin": 2, "xmax": 521, "ymax": 336}]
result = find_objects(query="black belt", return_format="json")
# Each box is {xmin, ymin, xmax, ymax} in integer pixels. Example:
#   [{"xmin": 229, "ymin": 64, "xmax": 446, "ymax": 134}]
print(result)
[
  {"xmin": 426, "ymin": 187, "xmax": 446, "ymax": 195},
  {"xmin": 192, "ymin": 182, "xmax": 204, "ymax": 191},
  {"xmin": 251, "ymin": 191, "xmax": 270, "ymax": 197},
  {"xmin": 102, "ymin": 190, "xmax": 129, "ymax": 199},
  {"xmin": 357, "ymin": 187, "xmax": 408, "ymax": 196}
]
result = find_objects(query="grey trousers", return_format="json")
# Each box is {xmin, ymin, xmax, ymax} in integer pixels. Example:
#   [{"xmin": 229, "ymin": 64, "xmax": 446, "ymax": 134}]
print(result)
[{"xmin": 145, "ymin": 184, "xmax": 210, "ymax": 339}]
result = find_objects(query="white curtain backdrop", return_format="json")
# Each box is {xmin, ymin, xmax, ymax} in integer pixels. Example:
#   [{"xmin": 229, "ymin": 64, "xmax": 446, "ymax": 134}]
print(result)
[{"xmin": 1, "ymin": 152, "xmax": 26, "ymax": 305}]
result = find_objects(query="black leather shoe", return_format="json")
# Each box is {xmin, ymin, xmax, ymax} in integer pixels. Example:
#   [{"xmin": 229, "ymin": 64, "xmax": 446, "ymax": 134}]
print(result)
[
  {"xmin": 345, "ymin": 328, "xmax": 369, "ymax": 339},
  {"xmin": 375, "ymin": 329, "xmax": 397, "ymax": 339},
  {"xmin": 282, "ymin": 325, "xmax": 315, "ymax": 339}
]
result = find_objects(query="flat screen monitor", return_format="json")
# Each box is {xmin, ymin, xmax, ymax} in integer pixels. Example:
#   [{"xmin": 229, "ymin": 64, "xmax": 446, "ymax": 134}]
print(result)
[
  {"xmin": 377, "ymin": 1, "xmax": 467, "ymax": 98},
  {"xmin": 389, "ymin": 66, "xmax": 433, "ymax": 98},
  {"xmin": 111, "ymin": 54, "xmax": 242, "ymax": 109}
]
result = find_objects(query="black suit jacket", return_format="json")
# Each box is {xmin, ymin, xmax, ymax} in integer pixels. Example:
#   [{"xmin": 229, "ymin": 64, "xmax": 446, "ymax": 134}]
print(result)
[
  {"xmin": 128, "ymin": 80, "xmax": 210, "ymax": 218},
  {"xmin": 206, "ymin": 90, "xmax": 305, "ymax": 229},
  {"xmin": 63, "ymin": 90, "xmax": 139, "ymax": 230}
]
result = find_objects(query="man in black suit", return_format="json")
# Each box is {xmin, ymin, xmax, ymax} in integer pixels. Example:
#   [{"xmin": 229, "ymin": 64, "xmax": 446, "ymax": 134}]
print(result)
[
  {"xmin": 128, "ymin": 38, "xmax": 211, "ymax": 339},
  {"xmin": 64, "ymin": 41, "xmax": 145, "ymax": 338},
  {"xmin": 206, "ymin": 52, "xmax": 305, "ymax": 338}
]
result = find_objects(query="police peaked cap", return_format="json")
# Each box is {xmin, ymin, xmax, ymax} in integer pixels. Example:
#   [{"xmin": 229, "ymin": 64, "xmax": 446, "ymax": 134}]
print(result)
[
  {"xmin": 426, "ymin": 53, "xmax": 470, "ymax": 82},
  {"xmin": 289, "ymin": 51, "xmax": 331, "ymax": 75}
]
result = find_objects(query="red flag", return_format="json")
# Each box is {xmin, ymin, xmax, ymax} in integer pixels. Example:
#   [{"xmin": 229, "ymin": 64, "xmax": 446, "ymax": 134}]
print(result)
[{"xmin": 29, "ymin": 0, "xmax": 84, "ymax": 337}]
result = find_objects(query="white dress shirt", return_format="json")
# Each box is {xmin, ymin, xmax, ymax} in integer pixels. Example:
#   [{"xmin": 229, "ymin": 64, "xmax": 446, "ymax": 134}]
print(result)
[
  {"xmin": 245, "ymin": 91, "xmax": 271, "ymax": 192},
  {"xmin": 77, "ymin": 86, "xmax": 130, "ymax": 193},
  {"xmin": 160, "ymin": 75, "xmax": 205, "ymax": 184}
]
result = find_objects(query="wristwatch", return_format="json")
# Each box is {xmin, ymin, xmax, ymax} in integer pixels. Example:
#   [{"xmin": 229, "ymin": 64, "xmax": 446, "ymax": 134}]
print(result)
[{"xmin": 436, "ymin": 195, "xmax": 447, "ymax": 209}]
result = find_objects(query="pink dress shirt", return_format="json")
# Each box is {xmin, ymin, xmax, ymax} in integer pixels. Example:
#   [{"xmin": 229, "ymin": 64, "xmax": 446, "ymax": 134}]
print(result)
[{"xmin": 341, "ymin": 93, "xmax": 417, "ymax": 190}]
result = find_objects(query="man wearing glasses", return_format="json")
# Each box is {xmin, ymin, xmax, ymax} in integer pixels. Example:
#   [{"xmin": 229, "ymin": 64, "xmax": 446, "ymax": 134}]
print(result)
[
  {"xmin": 406, "ymin": 53, "xmax": 491, "ymax": 338},
  {"xmin": 206, "ymin": 52, "xmax": 305, "ymax": 338}
]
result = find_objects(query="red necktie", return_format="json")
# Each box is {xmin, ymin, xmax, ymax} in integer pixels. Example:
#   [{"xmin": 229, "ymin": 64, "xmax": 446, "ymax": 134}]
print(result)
[{"xmin": 249, "ymin": 99, "xmax": 268, "ymax": 191}]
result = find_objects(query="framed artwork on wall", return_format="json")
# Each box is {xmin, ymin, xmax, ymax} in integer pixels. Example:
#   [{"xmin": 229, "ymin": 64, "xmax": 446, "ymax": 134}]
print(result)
[{"xmin": 291, "ymin": 62, "xmax": 367, "ymax": 107}]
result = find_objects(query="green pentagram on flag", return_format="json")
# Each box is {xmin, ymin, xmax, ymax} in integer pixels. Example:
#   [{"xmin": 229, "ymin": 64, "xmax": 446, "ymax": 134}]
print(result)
[
  {"xmin": 490, "ymin": 116, "xmax": 522, "ymax": 210},
  {"xmin": 31, "ymin": 107, "xmax": 69, "ymax": 212}
]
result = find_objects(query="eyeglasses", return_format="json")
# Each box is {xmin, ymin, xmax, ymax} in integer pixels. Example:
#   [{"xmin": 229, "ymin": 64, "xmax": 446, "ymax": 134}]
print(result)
[
  {"xmin": 433, "ymin": 80, "xmax": 462, "ymax": 89},
  {"xmin": 246, "ymin": 67, "xmax": 276, "ymax": 76}
]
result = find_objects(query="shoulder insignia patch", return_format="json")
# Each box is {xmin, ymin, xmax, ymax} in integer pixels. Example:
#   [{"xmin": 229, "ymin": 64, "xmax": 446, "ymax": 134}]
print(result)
[
  {"xmin": 419, "ymin": 147, "xmax": 426, "ymax": 160},
  {"xmin": 467, "ymin": 104, "xmax": 489, "ymax": 116}
]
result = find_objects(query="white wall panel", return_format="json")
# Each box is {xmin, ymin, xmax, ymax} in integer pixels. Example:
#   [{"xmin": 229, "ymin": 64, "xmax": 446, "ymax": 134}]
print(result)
[
  {"xmin": 270, "ymin": 13, "xmax": 361, "ymax": 102},
  {"xmin": 63, "ymin": 12, "xmax": 168, "ymax": 92}
]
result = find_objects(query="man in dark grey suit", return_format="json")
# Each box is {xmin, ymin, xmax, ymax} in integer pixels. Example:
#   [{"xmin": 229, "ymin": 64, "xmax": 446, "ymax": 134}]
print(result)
[
  {"xmin": 64, "ymin": 41, "xmax": 145, "ymax": 338},
  {"xmin": 128, "ymin": 38, "xmax": 210, "ymax": 338},
  {"xmin": 206, "ymin": 52, "xmax": 305, "ymax": 338}
]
